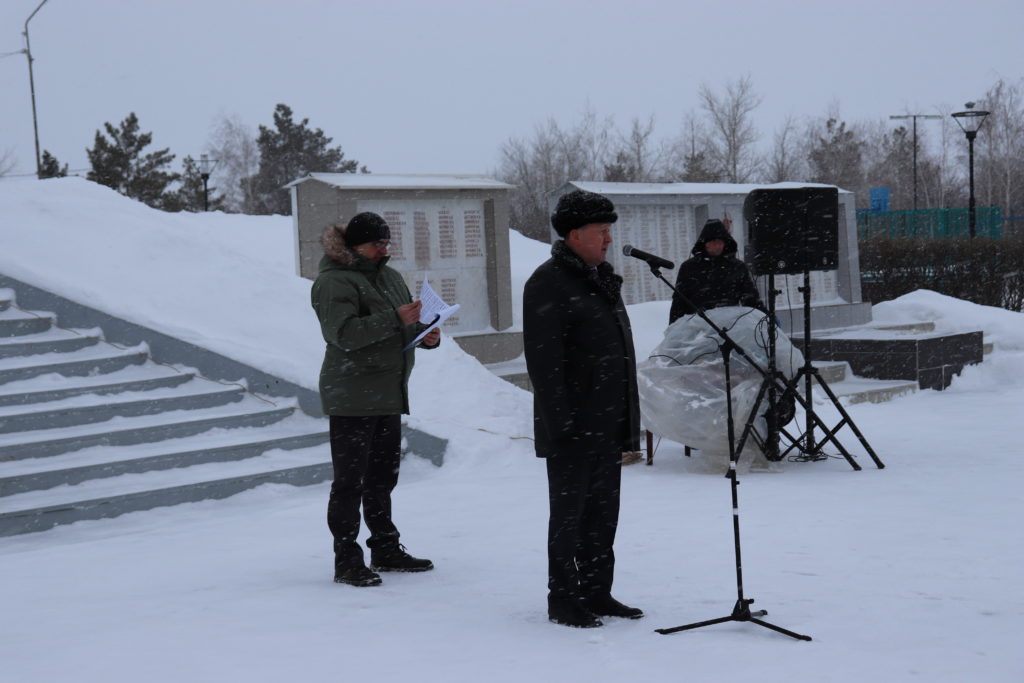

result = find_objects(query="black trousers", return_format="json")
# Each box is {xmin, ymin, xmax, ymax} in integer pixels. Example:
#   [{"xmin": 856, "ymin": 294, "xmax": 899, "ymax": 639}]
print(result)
[
  {"xmin": 546, "ymin": 450, "xmax": 622, "ymax": 601},
  {"xmin": 327, "ymin": 414, "xmax": 402, "ymax": 572}
]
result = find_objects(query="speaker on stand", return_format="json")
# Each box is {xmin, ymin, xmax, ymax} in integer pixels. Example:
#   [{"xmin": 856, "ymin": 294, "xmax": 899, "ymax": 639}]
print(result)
[{"xmin": 740, "ymin": 187, "xmax": 882, "ymax": 470}]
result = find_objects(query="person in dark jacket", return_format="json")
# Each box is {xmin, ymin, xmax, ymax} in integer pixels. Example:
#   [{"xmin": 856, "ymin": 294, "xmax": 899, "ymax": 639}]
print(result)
[
  {"xmin": 668, "ymin": 217, "xmax": 765, "ymax": 324},
  {"xmin": 311, "ymin": 212, "xmax": 440, "ymax": 588},
  {"xmin": 523, "ymin": 189, "xmax": 644, "ymax": 629}
]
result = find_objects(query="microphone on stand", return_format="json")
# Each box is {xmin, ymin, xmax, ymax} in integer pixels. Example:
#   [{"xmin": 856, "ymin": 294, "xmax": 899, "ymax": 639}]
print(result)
[{"xmin": 622, "ymin": 244, "xmax": 675, "ymax": 270}]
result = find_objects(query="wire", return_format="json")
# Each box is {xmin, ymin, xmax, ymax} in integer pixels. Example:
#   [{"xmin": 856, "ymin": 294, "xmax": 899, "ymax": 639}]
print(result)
[{"xmin": 787, "ymin": 450, "xmax": 839, "ymax": 463}]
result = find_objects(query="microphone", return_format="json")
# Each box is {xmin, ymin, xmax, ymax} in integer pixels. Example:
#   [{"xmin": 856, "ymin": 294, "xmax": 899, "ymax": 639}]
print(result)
[{"xmin": 622, "ymin": 244, "xmax": 675, "ymax": 270}]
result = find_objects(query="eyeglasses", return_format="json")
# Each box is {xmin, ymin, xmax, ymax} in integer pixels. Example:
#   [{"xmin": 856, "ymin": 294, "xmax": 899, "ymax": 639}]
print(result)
[{"xmin": 373, "ymin": 240, "xmax": 391, "ymax": 249}]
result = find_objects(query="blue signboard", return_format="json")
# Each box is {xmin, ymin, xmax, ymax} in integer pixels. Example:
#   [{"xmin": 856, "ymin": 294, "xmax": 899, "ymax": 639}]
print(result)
[{"xmin": 869, "ymin": 187, "xmax": 890, "ymax": 212}]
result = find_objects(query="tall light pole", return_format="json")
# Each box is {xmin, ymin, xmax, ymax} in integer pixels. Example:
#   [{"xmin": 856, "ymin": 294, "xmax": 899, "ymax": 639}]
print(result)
[
  {"xmin": 888, "ymin": 113, "xmax": 942, "ymax": 211},
  {"xmin": 198, "ymin": 154, "xmax": 218, "ymax": 211},
  {"xmin": 951, "ymin": 102, "xmax": 991, "ymax": 239},
  {"xmin": 23, "ymin": 0, "xmax": 51, "ymax": 179}
]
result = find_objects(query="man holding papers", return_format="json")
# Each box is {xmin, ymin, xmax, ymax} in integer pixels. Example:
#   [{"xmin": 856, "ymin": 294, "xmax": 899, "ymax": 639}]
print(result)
[{"xmin": 311, "ymin": 212, "xmax": 440, "ymax": 587}]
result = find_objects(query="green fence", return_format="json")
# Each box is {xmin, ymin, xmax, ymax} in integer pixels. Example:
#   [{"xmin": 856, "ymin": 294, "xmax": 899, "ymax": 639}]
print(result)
[{"xmin": 856, "ymin": 206, "xmax": 1003, "ymax": 239}]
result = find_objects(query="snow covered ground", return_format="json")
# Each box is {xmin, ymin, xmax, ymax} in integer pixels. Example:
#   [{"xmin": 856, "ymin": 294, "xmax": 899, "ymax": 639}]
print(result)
[{"xmin": 1, "ymin": 178, "xmax": 1022, "ymax": 682}]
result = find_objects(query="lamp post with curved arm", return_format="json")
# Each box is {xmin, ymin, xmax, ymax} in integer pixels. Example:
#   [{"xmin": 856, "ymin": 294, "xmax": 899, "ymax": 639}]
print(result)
[
  {"xmin": 23, "ymin": 0, "xmax": 51, "ymax": 179},
  {"xmin": 199, "ymin": 154, "xmax": 218, "ymax": 211},
  {"xmin": 951, "ymin": 103, "xmax": 991, "ymax": 239}
]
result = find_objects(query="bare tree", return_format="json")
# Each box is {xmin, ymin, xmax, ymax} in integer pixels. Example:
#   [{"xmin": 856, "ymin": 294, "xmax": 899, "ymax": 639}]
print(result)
[
  {"xmin": 662, "ymin": 113, "xmax": 720, "ymax": 182},
  {"xmin": 0, "ymin": 148, "xmax": 17, "ymax": 177},
  {"xmin": 765, "ymin": 115, "xmax": 804, "ymax": 183},
  {"xmin": 976, "ymin": 78, "xmax": 1024, "ymax": 219},
  {"xmin": 698, "ymin": 75, "xmax": 762, "ymax": 182},
  {"xmin": 604, "ymin": 116, "xmax": 662, "ymax": 182},
  {"xmin": 805, "ymin": 102, "xmax": 867, "ymax": 202},
  {"xmin": 496, "ymin": 106, "xmax": 614, "ymax": 240},
  {"xmin": 205, "ymin": 114, "xmax": 260, "ymax": 213}
]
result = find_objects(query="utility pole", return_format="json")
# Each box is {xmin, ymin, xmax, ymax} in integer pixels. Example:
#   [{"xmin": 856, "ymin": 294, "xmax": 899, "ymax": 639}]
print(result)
[
  {"xmin": 888, "ymin": 113, "xmax": 942, "ymax": 211},
  {"xmin": 23, "ymin": 0, "xmax": 51, "ymax": 179}
]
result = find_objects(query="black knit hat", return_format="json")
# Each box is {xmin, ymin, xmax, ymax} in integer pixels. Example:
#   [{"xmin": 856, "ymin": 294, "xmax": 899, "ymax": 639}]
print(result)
[
  {"xmin": 343, "ymin": 212, "xmax": 391, "ymax": 247},
  {"xmin": 550, "ymin": 190, "xmax": 618, "ymax": 237}
]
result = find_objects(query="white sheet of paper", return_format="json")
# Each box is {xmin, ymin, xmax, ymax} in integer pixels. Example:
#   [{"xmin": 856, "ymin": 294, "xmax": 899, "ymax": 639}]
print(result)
[{"xmin": 404, "ymin": 278, "xmax": 460, "ymax": 350}]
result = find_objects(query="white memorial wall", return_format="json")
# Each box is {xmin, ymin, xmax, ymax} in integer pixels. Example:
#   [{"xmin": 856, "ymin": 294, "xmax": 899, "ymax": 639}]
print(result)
[
  {"xmin": 771, "ymin": 270, "xmax": 841, "ymax": 309},
  {"xmin": 606, "ymin": 201, "xmax": 841, "ymax": 308},
  {"xmin": 358, "ymin": 198, "xmax": 490, "ymax": 333},
  {"xmin": 606, "ymin": 203, "xmax": 695, "ymax": 306}
]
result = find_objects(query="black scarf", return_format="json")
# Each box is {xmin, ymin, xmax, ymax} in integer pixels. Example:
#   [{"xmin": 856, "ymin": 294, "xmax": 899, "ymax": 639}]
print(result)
[{"xmin": 551, "ymin": 239, "xmax": 623, "ymax": 304}]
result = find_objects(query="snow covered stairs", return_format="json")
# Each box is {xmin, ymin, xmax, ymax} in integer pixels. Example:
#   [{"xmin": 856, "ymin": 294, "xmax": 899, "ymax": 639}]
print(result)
[
  {"xmin": 809, "ymin": 360, "xmax": 919, "ymax": 404},
  {"xmin": 0, "ymin": 289, "xmax": 331, "ymax": 536}
]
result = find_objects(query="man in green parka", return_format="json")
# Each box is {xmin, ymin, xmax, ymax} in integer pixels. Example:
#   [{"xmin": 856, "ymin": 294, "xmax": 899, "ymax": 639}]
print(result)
[{"xmin": 311, "ymin": 212, "xmax": 440, "ymax": 587}]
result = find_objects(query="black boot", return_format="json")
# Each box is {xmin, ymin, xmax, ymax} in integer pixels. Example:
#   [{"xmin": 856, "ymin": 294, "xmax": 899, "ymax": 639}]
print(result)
[
  {"xmin": 582, "ymin": 594, "xmax": 644, "ymax": 619},
  {"xmin": 334, "ymin": 566, "xmax": 382, "ymax": 587},
  {"xmin": 370, "ymin": 545, "xmax": 434, "ymax": 572},
  {"xmin": 548, "ymin": 597, "xmax": 603, "ymax": 628}
]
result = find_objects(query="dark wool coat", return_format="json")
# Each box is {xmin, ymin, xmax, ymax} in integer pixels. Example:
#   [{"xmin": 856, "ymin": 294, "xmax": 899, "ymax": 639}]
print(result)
[
  {"xmin": 523, "ymin": 241, "xmax": 641, "ymax": 459},
  {"xmin": 311, "ymin": 228, "xmax": 436, "ymax": 416},
  {"xmin": 668, "ymin": 220, "xmax": 765, "ymax": 323}
]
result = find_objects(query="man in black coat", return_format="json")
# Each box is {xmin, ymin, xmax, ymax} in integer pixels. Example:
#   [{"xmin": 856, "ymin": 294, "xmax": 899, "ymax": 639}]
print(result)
[
  {"xmin": 523, "ymin": 189, "xmax": 643, "ymax": 629},
  {"xmin": 668, "ymin": 218, "xmax": 765, "ymax": 323}
]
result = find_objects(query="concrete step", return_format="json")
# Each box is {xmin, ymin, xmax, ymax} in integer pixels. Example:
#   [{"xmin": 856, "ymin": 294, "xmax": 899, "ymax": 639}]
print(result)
[
  {"xmin": 485, "ymin": 354, "xmax": 531, "ymax": 391},
  {"xmin": 811, "ymin": 360, "xmax": 848, "ymax": 384},
  {"xmin": 0, "ymin": 308, "xmax": 54, "ymax": 338},
  {"xmin": 0, "ymin": 413, "xmax": 328, "ymax": 496},
  {"xmin": 816, "ymin": 375, "xmax": 919, "ymax": 404},
  {"xmin": 0, "ymin": 344, "xmax": 148, "ymax": 384},
  {"xmin": 0, "ymin": 284, "xmax": 361, "ymax": 538},
  {"xmin": 0, "ymin": 397, "xmax": 297, "ymax": 460},
  {"xmin": 0, "ymin": 363, "xmax": 194, "ymax": 407},
  {"xmin": 0, "ymin": 327, "xmax": 101, "ymax": 358},
  {"xmin": 872, "ymin": 321, "xmax": 936, "ymax": 333},
  {"xmin": 0, "ymin": 442, "xmax": 332, "ymax": 536},
  {"xmin": 0, "ymin": 379, "xmax": 246, "ymax": 434}
]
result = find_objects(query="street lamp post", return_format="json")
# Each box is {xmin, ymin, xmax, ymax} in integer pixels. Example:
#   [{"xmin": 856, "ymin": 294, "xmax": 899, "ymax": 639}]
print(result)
[
  {"xmin": 23, "ymin": 0, "xmax": 51, "ymax": 179},
  {"xmin": 888, "ymin": 113, "xmax": 941, "ymax": 211},
  {"xmin": 951, "ymin": 103, "xmax": 990, "ymax": 239},
  {"xmin": 198, "ymin": 154, "xmax": 217, "ymax": 211}
]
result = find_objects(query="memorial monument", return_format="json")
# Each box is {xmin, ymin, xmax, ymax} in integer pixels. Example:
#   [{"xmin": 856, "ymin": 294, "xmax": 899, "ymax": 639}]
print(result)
[
  {"xmin": 289, "ymin": 173, "xmax": 521, "ymax": 365},
  {"xmin": 549, "ymin": 181, "xmax": 872, "ymax": 333}
]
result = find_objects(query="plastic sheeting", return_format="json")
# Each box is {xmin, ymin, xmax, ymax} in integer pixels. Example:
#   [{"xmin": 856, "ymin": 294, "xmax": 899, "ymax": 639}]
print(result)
[{"xmin": 638, "ymin": 306, "xmax": 804, "ymax": 456}]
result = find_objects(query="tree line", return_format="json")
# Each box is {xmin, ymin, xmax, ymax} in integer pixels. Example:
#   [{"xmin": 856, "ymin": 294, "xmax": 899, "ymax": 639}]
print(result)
[
  {"xmin": 21, "ymin": 75, "xmax": 1022, "ymax": 235},
  {"xmin": 497, "ymin": 76, "xmax": 1024, "ymax": 240},
  {"xmin": 34, "ymin": 103, "xmax": 363, "ymax": 214}
]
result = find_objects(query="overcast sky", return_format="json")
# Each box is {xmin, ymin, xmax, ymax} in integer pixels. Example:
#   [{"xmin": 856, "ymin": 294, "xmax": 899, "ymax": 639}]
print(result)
[{"xmin": 0, "ymin": 0, "xmax": 1019, "ymax": 180}]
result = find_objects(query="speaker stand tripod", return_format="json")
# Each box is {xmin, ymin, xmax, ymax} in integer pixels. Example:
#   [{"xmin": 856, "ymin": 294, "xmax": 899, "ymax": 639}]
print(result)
[
  {"xmin": 645, "ymin": 263, "xmax": 811, "ymax": 641},
  {"xmin": 777, "ymin": 269, "xmax": 884, "ymax": 468}
]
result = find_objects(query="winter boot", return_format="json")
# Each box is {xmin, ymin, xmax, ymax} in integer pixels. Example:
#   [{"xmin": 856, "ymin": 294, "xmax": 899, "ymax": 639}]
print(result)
[
  {"xmin": 582, "ymin": 594, "xmax": 644, "ymax": 619},
  {"xmin": 334, "ymin": 566, "xmax": 382, "ymax": 587},
  {"xmin": 548, "ymin": 597, "xmax": 603, "ymax": 628},
  {"xmin": 370, "ymin": 545, "xmax": 434, "ymax": 573}
]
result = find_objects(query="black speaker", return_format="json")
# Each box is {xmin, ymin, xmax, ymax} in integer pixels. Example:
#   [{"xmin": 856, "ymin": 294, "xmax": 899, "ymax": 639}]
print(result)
[{"xmin": 743, "ymin": 187, "xmax": 840, "ymax": 275}]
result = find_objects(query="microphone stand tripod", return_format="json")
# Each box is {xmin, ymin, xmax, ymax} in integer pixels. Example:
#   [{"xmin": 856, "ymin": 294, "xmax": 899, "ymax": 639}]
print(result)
[{"xmin": 642, "ymin": 262, "xmax": 811, "ymax": 641}]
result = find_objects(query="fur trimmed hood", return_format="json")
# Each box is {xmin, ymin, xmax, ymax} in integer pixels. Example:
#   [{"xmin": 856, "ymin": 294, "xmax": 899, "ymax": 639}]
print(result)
[{"xmin": 321, "ymin": 225, "xmax": 357, "ymax": 266}]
